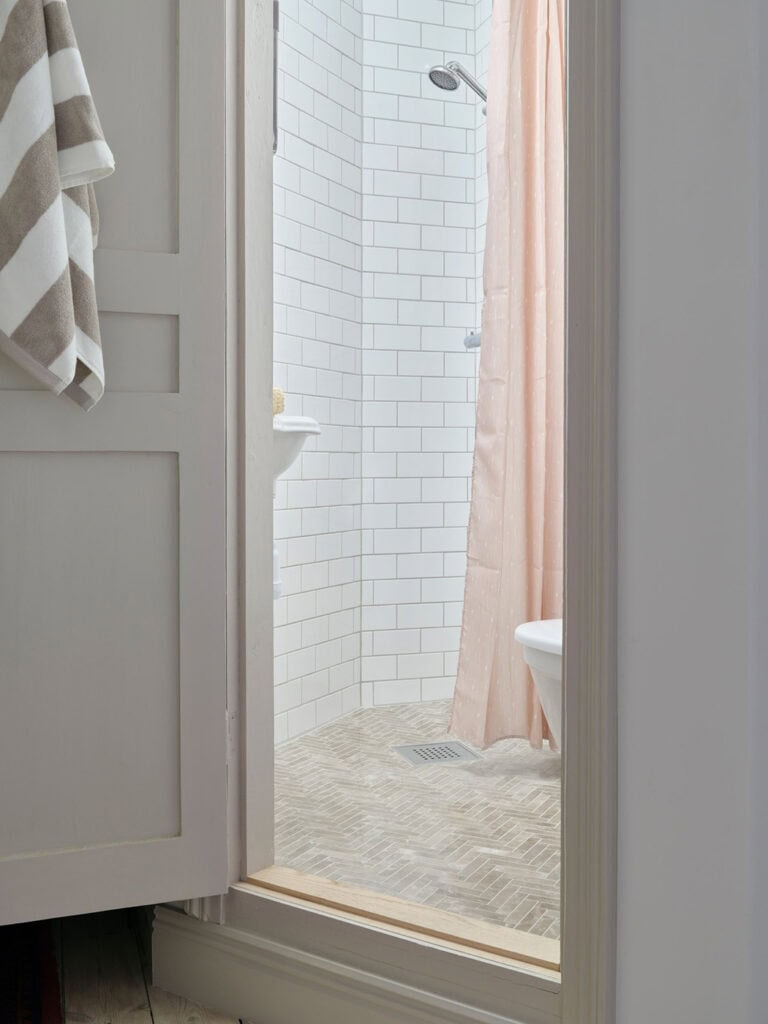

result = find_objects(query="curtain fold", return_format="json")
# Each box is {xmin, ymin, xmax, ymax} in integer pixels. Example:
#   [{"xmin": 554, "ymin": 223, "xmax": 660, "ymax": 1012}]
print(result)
[{"xmin": 450, "ymin": 0, "xmax": 565, "ymax": 749}]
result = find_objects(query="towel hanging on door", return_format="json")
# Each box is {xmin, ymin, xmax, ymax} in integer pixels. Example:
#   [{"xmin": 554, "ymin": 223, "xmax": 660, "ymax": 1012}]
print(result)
[{"xmin": 0, "ymin": 0, "xmax": 115, "ymax": 410}]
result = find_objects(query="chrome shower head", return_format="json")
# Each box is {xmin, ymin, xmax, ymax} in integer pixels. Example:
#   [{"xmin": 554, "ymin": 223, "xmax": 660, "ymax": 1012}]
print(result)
[
  {"xmin": 428, "ymin": 60, "xmax": 487, "ymax": 104},
  {"xmin": 428, "ymin": 65, "xmax": 460, "ymax": 91}
]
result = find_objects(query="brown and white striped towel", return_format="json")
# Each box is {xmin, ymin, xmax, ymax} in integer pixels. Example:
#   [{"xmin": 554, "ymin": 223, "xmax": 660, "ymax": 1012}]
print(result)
[{"xmin": 0, "ymin": 0, "xmax": 114, "ymax": 410}]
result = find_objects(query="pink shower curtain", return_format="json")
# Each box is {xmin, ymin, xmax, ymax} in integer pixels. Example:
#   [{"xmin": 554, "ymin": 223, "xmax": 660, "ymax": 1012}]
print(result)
[{"xmin": 450, "ymin": 0, "xmax": 565, "ymax": 749}]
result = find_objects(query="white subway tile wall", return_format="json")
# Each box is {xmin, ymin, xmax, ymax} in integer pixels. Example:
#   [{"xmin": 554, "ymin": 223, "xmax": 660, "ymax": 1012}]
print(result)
[
  {"xmin": 273, "ymin": 0, "xmax": 491, "ymax": 741},
  {"xmin": 273, "ymin": 0, "xmax": 365, "ymax": 744}
]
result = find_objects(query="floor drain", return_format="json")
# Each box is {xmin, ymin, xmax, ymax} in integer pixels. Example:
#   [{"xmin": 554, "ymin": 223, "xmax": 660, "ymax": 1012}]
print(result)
[{"xmin": 392, "ymin": 741, "xmax": 480, "ymax": 766}]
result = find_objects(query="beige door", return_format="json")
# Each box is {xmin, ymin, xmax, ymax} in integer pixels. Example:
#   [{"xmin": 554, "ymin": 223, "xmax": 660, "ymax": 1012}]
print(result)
[{"xmin": 0, "ymin": 0, "xmax": 229, "ymax": 924}]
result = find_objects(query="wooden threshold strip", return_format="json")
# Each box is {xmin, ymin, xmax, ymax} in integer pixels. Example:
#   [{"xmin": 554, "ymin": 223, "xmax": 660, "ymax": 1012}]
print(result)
[{"xmin": 247, "ymin": 866, "xmax": 560, "ymax": 973}]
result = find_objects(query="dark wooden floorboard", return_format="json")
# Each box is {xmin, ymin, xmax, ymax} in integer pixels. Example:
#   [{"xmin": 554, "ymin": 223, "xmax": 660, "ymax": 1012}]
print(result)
[{"xmin": 58, "ymin": 910, "xmax": 238, "ymax": 1024}]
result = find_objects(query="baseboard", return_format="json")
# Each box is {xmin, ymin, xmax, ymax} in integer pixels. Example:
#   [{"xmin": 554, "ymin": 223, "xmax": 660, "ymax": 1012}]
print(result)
[{"xmin": 152, "ymin": 905, "xmax": 555, "ymax": 1024}]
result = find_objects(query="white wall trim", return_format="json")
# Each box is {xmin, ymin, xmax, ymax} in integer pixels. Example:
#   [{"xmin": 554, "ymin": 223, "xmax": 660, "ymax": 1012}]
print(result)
[
  {"xmin": 153, "ymin": 904, "xmax": 559, "ymax": 1024},
  {"xmin": 561, "ymin": 0, "xmax": 619, "ymax": 1022},
  {"xmin": 183, "ymin": 895, "xmax": 227, "ymax": 924},
  {"xmin": 240, "ymin": 0, "xmax": 276, "ymax": 874}
]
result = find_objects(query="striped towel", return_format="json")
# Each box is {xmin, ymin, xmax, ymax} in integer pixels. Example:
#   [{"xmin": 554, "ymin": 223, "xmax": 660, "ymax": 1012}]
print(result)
[{"xmin": 0, "ymin": 0, "xmax": 114, "ymax": 410}]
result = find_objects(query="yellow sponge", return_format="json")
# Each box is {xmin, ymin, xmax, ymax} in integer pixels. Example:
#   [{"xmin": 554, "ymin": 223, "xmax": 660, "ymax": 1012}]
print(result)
[{"xmin": 272, "ymin": 387, "xmax": 285, "ymax": 416}]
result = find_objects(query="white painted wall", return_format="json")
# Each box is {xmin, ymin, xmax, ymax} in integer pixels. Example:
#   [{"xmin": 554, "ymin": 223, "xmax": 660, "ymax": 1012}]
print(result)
[{"xmin": 618, "ymin": 1, "xmax": 765, "ymax": 1020}]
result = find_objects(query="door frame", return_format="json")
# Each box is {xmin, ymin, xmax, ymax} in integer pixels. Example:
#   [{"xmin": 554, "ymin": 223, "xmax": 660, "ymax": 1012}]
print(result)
[{"xmin": 160, "ymin": 0, "xmax": 619, "ymax": 1020}]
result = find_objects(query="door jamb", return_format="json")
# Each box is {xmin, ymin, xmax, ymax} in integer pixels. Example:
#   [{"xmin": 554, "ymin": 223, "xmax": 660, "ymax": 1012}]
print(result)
[{"xmin": 237, "ymin": 0, "xmax": 620, "ymax": 1019}]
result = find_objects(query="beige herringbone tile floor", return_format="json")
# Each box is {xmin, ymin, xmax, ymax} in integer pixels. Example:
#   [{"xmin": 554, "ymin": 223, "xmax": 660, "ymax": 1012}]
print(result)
[{"xmin": 275, "ymin": 700, "xmax": 561, "ymax": 939}]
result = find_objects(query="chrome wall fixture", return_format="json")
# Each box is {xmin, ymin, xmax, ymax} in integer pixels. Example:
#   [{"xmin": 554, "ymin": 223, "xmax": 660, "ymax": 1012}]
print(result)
[{"xmin": 428, "ymin": 61, "xmax": 487, "ymax": 104}]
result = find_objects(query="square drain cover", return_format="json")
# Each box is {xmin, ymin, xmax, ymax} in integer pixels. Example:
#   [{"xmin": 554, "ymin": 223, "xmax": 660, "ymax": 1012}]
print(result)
[{"xmin": 392, "ymin": 740, "xmax": 480, "ymax": 766}]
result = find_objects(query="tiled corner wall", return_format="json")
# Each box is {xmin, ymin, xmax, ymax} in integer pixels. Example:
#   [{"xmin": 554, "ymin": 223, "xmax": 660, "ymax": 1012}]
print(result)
[
  {"xmin": 359, "ymin": 0, "xmax": 481, "ymax": 707},
  {"xmin": 273, "ymin": 0, "xmax": 490, "ymax": 740},
  {"xmin": 272, "ymin": 0, "xmax": 364, "ymax": 744}
]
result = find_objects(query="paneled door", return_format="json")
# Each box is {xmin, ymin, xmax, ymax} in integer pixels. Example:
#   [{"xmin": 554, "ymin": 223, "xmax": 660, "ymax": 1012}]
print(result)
[{"xmin": 0, "ymin": 0, "xmax": 230, "ymax": 924}]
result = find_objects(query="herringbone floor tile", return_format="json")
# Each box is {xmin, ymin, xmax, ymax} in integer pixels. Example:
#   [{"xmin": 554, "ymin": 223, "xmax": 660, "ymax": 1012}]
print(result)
[{"xmin": 275, "ymin": 701, "xmax": 561, "ymax": 939}]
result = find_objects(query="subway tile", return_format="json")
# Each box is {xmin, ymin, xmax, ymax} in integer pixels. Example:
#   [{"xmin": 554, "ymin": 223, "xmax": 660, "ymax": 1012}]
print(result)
[
  {"xmin": 398, "ymin": 96, "xmax": 445, "ymax": 126},
  {"xmin": 362, "ymin": 655, "xmax": 397, "ymax": 681},
  {"xmin": 372, "ymin": 323, "xmax": 421, "ymax": 349},
  {"xmin": 397, "ymin": 249, "xmax": 443, "ymax": 276},
  {"xmin": 364, "ymin": 400, "xmax": 398, "ymax": 425},
  {"xmin": 398, "ymin": 351, "xmax": 444, "ymax": 376},
  {"xmin": 275, "ymin": 680, "xmax": 302, "ymax": 715},
  {"xmin": 373, "ymin": 528, "xmax": 422, "ymax": 554},
  {"xmin": 373, "ymin": 169, "xmax": 422, "ymax": 198},
  {"xmin": 373, "ymin": 476, "xmax": 421, "ymax": 502},
  {"xmin": 373, "ymin": 679, "xmax": 421, "ymax": 705},
  {"xmin": 444, "ymin": 301, "xmax": 475, "ymax": 327},
  {"xmin": 398, "ymin": 198, "xmax": 444, "ymax": 225},
  {"xmin": 420, "ymin": 626, "xmax": 461, "ymax": 653},
  {"xmin": 362, "ymin": 142, "xmax": 398, "ymax": 169},
  {"xmin": 275, "ymin": 713, "xmax": 289, "ymax": 745},
  {"xmin": 421, "ymin": 676, "xmax": 456, "ymax": 700},
  {"xmin": 444, "ymin": 152, "xmax": 474, "ymax": 177},
  {"xmin": 316, "ymin": 690, "xmax": 345, "ymax": 725},
  {"xmin": 365, "ymin": 91, "xmax": 399, "ymax": 119},
  {"xmin": 374, "ymin": 426, "xmax": 422, "ymax": 452},
  {"xmin": 374, "ymin": 375, "xmax": 421, "ymax": 401},
  {"xmin": 374, "ymin": 118, "xmax": 421, "ymax": 147},
  {"xmin": 396, "ymin": 44, "xmax": 443, "ymax": 73},
  {"xmin": 397, "ymin": 0, "xmax": 444, "ymax": 25},
  {"xmin": 421, "ymin": 124, "xmax": 468, "ymax": 153},
  {"xmin": 422, "ymin": 576, "xmax": 466, "ymax": 602},
  {"xmin": 371, "ymin": 221, "xmax": 420, "ymax": 249},
  {"xmin": 421, "ymin": 376, "xmax": 468, "ymax": 402},
  {"xmin": 444, "ymin": 502, "xmax": 471, "ymax": 529},
  {"xmin": 373, "ymin": 577, "xmax": 421, "ymax": 604},
  {"xmin": 287, "ymin": 702, "xmax": 317, "ymax": 738},
  {"xmin": 397, "ymin": 602, "xmax": 443, "ymax": 628},
  {"xmin": 397, "ymin": 452, "xmax": 444, "ymax": 477},
  {"xmin": 326, "ymin": 20, "xmax": 356, "ymax": 58},
  {"xmin": 374, "ymin": 273, "xmax": 421, "ymax": 299},
  {"xmin": 398, "ymin": 300, "xmax": 444, "ymax": 326},
  {"xmin": 445, "ymin": 103, "xmax": 476, "ymax": 130},
  {"xmin": 365, "ymin": 0, "xmax": 398, "ymax": 15},
  {"xmin": 443, "ymin": 602, "xmax": 463, "ymax": 627},
  {"xmin": 420, "ymin": 23, "xmax": 467, "ymax": 51},
  {"xmin": 397, "ymin": 401, "xmax": 443, "ymax": 426},
  {"xmin": 396, "ymin": 552, "xmax": 443, "ymax": 578},
  {"xmin": 364, "ymin": 246, "xmax": 398, "ymax": 272},
  {"xmin": 421, "ymin": 225, "xmax": 468, "ymax": 252},
  {"xmin": 443, "ymin": 651, "xmax": 459, "ymax": 676},
  {"xmin": 363, "ymin": 502, "xmax": 397, "ymax": 529},
  {"xmin": 422, "ymin": 426, "xmax": 469, "ymax": 452},
  {"xmin": 365, "ymin": 39, "xmax": 399, "ymax": 66},
  {"xmin": 398, "ymin": 146, "xmax": 444, "ymax": 175},
  {"xmin": 397, "ymin": 502, "xmax": 443, "ymax": 527},
  {"xmin": 421, "ymin": 175, "xmax": 467, "ymax": 202},
  {"xmin": 372, "ymin": 15, "xmax": 421, "ymax": 45},
  {"xmin": 397, "ymin": 652, "xmax": 443, "ymax": 678},
  {"xmin": 373, "ymin": 629, "xmax": 421, "ymax": 655},
  {"xmin": 286, "ymin": 644, "xmax": 317, "ymax": 682},
  {"xmin": 421, "ymin": 527, "xmax": 468, "ymax": 553},
  {"xmin": 422, "ymin": 276, "xmax": 466, "ymax": 302},
  {"xmin": 362, "ymin": 603, "xmax": 397, "ymax": 630}
]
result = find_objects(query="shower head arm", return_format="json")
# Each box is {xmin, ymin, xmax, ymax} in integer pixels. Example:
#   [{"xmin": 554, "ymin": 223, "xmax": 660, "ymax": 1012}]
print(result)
[{"xmin": 446, "ymin": 60, "xmax": 488, "ymax": 103}]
